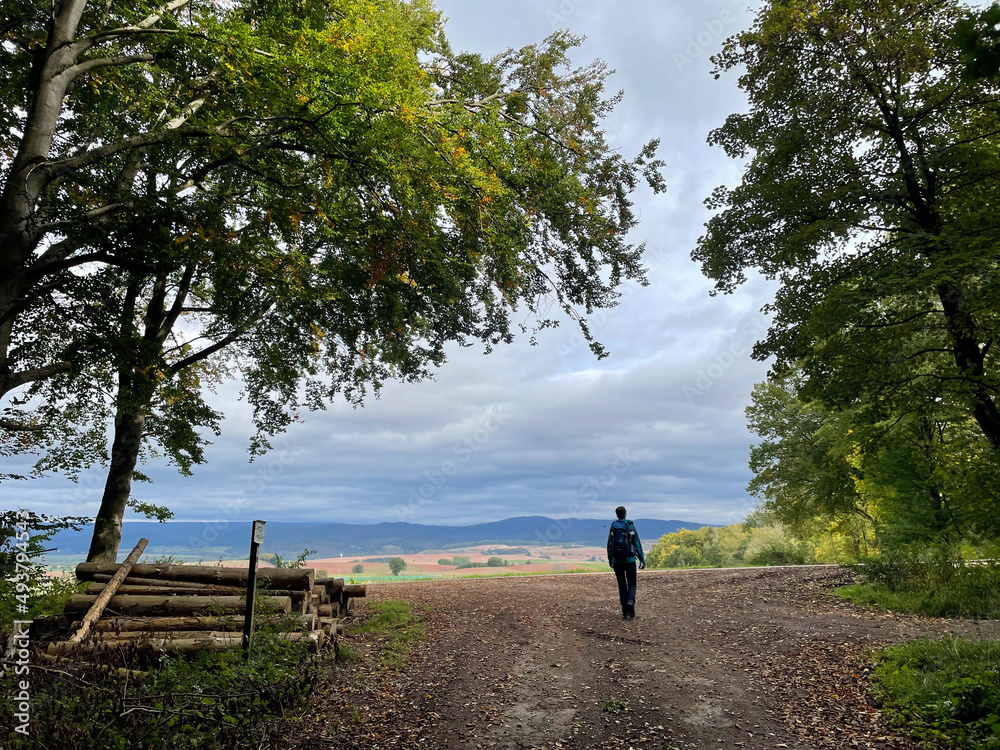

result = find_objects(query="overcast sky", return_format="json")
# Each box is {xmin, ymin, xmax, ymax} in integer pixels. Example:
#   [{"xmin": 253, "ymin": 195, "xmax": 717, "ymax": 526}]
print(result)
[{"xmin": 13, "ymin": 0, "xmax": 778, "ymax": 532}]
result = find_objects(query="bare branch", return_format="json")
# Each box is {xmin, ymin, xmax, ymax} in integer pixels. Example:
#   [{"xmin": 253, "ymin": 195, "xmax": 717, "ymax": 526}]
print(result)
[
  {"xmin": 0, "ymin": 361, "xmax": 73, "ymax": 399},
  {"xmin": 67, "ymin": 54, "xmax": 159, "ymax": 80},
  {"xmin": 170, "ymin": 300, "xmax": 274, "ymax": 373},
  {"xmin": 0, "ymin": 418, "xmax": 46, "ymax": 432}
]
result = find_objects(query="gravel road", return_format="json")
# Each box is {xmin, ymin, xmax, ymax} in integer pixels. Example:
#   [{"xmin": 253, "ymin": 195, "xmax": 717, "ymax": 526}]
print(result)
[{"xmin": 293, "ymin": 566, "xmax": 999, "ymax": 750}]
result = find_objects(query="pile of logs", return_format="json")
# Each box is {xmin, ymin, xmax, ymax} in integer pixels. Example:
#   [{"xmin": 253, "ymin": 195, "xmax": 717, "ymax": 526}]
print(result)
[{"xmin": 44, "ymin": 539, "xmax": 366, "ymax": 659}]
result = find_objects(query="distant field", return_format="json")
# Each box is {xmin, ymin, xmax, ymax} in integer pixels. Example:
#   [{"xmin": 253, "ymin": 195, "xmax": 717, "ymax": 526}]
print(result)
[
  {"xmin": 311, "ymin": 545, "xmax": 609, "ymax": 580},
  {"xmin": 42, "ymin": 544, "xmax": 614, "ymax": 580}
]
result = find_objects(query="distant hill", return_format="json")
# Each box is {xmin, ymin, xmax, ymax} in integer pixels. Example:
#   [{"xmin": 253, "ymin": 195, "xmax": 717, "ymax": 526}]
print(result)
[{"xmin": 47, "ymin": 516, "xmax": 711, "ymax": 560}]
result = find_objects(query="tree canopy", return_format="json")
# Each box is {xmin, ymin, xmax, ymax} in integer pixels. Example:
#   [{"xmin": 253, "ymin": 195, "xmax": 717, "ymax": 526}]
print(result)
[
  {"xmin": 1, "ymin": 0, "xmax": 664, "ymax": 560},
  {"xmin": 694, "ymin": 0, "xmax": 1000, "ymax": 450},
  {"xmin": 746, "ymin": 367, "xmax": 1000, "ymax": 549}
]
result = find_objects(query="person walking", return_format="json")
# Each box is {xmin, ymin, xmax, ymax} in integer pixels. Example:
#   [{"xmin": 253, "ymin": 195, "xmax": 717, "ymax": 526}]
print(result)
[{"xmin": 607, "ymin": 505, "xmax": 645, "ymax": 619}]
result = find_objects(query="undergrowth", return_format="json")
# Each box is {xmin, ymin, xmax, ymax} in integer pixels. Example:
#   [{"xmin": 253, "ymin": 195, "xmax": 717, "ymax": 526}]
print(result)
[
  {"xmin": 874, "ymin": 636, "xmax": 1000, "ymax": 749},
  {"xmin": 2, "ymin": 622, "xmax": 320, "ymax": 749},
  {"xmin": 837, "ymin": 552, "xmax": 1000, "ymax": 619}
]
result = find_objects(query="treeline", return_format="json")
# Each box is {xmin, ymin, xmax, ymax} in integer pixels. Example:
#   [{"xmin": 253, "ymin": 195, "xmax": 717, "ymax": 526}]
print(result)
[
  {"xmin": 691, "ymin": 0, "xmax": 1000, "ymax": 566},
  {"xmin": 437, "ymin": 556, "xmax": 511, "ymax": 568},
  {"xmin": 646, "ymin": 510, "xmax": 870, "ymax": 570},
  {"xmin": 745, "ymin": 373, "xmax": 1000, "ymax": 564}
]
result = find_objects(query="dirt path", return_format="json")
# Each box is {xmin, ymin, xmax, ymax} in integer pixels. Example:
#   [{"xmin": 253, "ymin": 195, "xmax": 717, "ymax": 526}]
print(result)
[{"xmin": 294, "ymin": 567, "xmax": 999, "ymax": 750}]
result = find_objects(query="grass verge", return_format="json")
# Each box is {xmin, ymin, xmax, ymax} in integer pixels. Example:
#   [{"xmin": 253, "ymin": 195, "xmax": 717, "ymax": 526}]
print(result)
[
  {"xmin": 354, "ymin": 600, "xmax": 425, "ymax": 670},
  {"xmin": 874, "ymin": 636, "xmax": 1000, "ymax": 748},
  {"xmin": 836, "ymin": 560, "xmax": 1000, "ymax": 619}
]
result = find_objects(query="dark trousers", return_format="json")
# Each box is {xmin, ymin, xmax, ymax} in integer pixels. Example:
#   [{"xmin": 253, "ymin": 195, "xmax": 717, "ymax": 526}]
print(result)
[{"xmin": 612, "ymin": 560, "xmax": 637, "ymax": 610}]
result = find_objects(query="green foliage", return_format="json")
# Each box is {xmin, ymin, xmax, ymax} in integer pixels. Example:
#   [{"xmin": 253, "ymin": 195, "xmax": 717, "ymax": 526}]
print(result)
[
  {"xmin": 354, "ymin": 600, "xmax": 415, "ymax": 635},
  {"xmin": 954, "ymin": 4, "xmax": 1000, "ymax": 81},
  {"xmin": 437, "ymin": 558, "xmax": 453, "ymax": 566},
  {"xmin": 388, "ymin": 557, "xmax": 407, "ymax": 576},
  {"xmin": 698, "ymin": 0, "xmax": 1000, "ymax": 567},
  {"xmin": 127, "ymin": 500, "xmax": 174, "ymax": 523},
  {"xmin": 486, "ymin": 556, "xmax": 504, "ymax": 567},
  {"xmin": 745, "ymin": 366, "xmax": 1000, "ymax": 569},
  {"xmin": 874, "ymin": 636, "xmax": 1000, "ymax": 748},
  {"xmin": 0, "ymin": 510, "xmax": 89, "ymax": 627},
  {"xmin": 450, "ymin": 555, "xmax": 472, "ymax": 568},
  {"xmin": 646, "ymin": 520, "xmax": 822, "ymax": 569},
  {"xmin": 351, "ymin": 563, "xmax": 364, "ymax": 574},
  {"xmin": 602, "ymin": 698, "xmax": 628, "ymax": 714},
  {"xmin": 272, "ymin": 548, "xmax": 316, "ymax": 570},
  {"xmin": 354, "ymin": 600, "xmax": 425, "ymax": 670},
  {"xmin": 336, "ymin": 643, "xmax": 361, "ymax": 662},
  {"xmin": 1, "ymin": 624, "xmax": 319, "ymax": 749},
  {"xmin": 841, "ymin": 554, "xmax": 1000, "ymax": 619},
  {"xmin": 150, "ymin": 554, "xmax": 181, "ymax": 565},
  {"xmin": 1, "ymin": 0, "xmax": 665, "ymax": 564},
  {"xmin": 746, "ymin": 545, "xmax": 806, "ymax": 567}
]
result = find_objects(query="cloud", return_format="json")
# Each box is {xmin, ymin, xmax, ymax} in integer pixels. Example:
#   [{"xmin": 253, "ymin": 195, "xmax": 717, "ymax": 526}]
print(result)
[{"xmin": 7, "ymin": 0, "xmax": 775, "ymax": 538}]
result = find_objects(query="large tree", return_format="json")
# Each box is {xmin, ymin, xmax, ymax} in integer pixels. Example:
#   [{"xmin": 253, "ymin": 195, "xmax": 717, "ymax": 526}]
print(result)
[
  {"xmin": 1, "ymin": 1, "xmax": 664, "ymax": 560},
  {"xmin": 694, "ymin": 0, "xmax": 1000, "ymax": 450},
  {"xmin": 747, "ymin": 368, "xmax": 1000, "ymax": 548}
]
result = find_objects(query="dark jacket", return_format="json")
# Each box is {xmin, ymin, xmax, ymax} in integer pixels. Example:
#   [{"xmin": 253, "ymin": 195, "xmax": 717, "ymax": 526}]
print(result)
[{"xmin": 607, "ymin": 518, "xmax": 644, "ymax": 566}]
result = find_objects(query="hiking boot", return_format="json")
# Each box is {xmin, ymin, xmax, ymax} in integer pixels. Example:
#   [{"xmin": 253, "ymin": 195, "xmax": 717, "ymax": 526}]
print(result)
[{"xmin": 627, "ymin": 601, "xmax": 635, "ymax": 619}]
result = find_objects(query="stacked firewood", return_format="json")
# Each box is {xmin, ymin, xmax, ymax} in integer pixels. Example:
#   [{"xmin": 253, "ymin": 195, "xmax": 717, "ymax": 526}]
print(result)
[{"xmin": 45, "ymin": 539, "xmax": 365, "ymax": 658}]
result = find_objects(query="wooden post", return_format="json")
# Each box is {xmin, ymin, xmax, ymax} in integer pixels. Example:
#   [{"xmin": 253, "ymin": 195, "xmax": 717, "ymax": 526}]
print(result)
[
  {"xmin": 69, "ymin": 538, "xmax": 148, "ymax": 643},
  {"xmin": 242, "ymin": 520, "xmax": 265, "ymax": 655}
]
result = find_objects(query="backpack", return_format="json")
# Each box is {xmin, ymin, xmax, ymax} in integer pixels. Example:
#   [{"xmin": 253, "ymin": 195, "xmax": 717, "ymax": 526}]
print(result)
[{"xmin": 611, "ymin": 520, "xmax": 634, "ymax": 560}]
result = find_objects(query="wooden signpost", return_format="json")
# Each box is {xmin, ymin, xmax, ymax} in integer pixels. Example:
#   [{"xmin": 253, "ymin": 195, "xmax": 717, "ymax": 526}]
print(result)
[{"xmin": 242, "ymin": 520, "xmax": 266, "ymax": 655}]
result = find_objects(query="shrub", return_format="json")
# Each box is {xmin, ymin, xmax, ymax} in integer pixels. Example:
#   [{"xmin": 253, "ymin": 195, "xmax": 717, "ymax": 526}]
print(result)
[
  {"xmin": 486, "ymin": 556, "xmax": 504, "ymax": 567},
  {"xmin": 437, "ymin": 558, "xmax": 453, "ymax": 566},
  {"xmin": 746, "ymin": 545, "xmax": 807, "ymax": 567},
  {"xmin": 352, "ymin": 564, "xmax": 364, "ymax": 574},
  {"xmin": 843, "ymin": 554, "xmax": 1000, "ymax": 619},
  {"xmin": 0, "ymin": 511, "xmax": 89, "ymax": 629},
  {"xmin": 272, "ymin": 548, "xmax": 316, "ymax": 569},
  {"xmin": 874, "ymin": 636, "xmax": 1000, "ymax": 748},
  {"xmin": 2, "ymin": 623, "xmax": 320, "ymax": 749}
]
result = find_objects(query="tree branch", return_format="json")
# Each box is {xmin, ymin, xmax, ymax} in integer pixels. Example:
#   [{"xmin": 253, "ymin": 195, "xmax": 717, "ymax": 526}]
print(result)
[
  {"xmin": 170, "ymin": 300, "xmax": 274, "ymax": 373},
  {"xmin": 0, "ymin": 361, "xmax": 73, "ymax": 399}
]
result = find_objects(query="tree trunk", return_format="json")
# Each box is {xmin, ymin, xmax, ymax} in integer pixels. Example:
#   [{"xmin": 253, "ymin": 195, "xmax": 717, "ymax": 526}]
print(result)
[
  {"xmin": 76, "ymin": 561, "xmax": 315, "ymax": 590},
  {"xmin": 83, "ymin": 613, "xmax": 315, "ymax": 632},
  {"xmin": 85, "ymin": 583, "xmax": 309, "ymax": 602},
  {"xmin": 64, "ymin": 594, "xmax": 292, "ymax": 617},
  {"xmin": 86, "ymin": 401, "xmax": 148, "ymax": 562},
  {"xmin": 70, "ymin": 538, "xmax": 148, "ymax": 643},
  {"xmin": 937, "ymin": 283, "xmax": 1000, "ymax": 449},
  {"xmin": 48, "ymin": 631, "xmax": 320, "ymax": 656},
  {"xmin": 316, "ymin": 578, "xmax": 345, "ymax": 598},
  {"xmin": 91, "ymin": 573, "xmax": 215, "ymax": 588}
]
